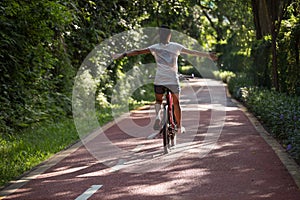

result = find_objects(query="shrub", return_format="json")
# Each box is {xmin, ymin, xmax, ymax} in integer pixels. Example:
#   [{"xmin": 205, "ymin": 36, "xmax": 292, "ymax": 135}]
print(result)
[
  {"xmin": 229, "ymin": 76, "xmax": 300, "ymax": 162},
  {"xmin": 249, "ymin": 89, "xmax": 300, "ymax": 161},
  {"xmin": 227, "ymin": 73, "xmax": 254, "ymax": 99},
  {"xmin": 179, "ymin": 65, "xmax": 201, "ymax": 77},
  {"xmin": 213, "ymin": 70, "xmax": 236, "ymax": 83}
]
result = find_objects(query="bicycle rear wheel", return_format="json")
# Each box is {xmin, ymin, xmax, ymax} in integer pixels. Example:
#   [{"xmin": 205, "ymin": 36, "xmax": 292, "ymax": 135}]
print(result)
[
  {"xmin": 162, "ymin": 105, "xmax": 170, "ymax": 154},
  {"xmin": 170, "ymin": 104, "xmax": 177, "ymax": 147}
]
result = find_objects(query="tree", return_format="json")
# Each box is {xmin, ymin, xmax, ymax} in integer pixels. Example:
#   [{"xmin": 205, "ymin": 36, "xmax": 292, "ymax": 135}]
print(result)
[
  {"xmin": 0, "ymin": 0, "xmax": 75, "ymax": 132},
  {"xmin": 251, "ymin": 0, "xmax": 293, "ymax": 91},
  {"xmin": 195, "ymin": 0, "xmax": 255, "ymax": 73}
]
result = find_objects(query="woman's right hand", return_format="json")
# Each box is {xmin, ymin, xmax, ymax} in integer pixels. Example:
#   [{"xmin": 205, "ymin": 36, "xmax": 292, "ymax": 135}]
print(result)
[
  {"xmin": 209, "ymin": 52, "xmax": 218, "ymax": 61},
  {"xmin": 112, "ymin": 53, "xmax": 123, "ymax": 60}
]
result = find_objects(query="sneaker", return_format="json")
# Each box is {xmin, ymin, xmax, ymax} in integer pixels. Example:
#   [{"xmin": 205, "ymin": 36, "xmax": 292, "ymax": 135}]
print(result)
[
  {"xmin": 171, "ymin": 134, "xmax": 176, "ymax": 146},
  {"xmin": 177, "ymin": 126, "xmax": 186, "ymax": 134},
  {"xmin": 153, "ymin": 118, "xmax": 161, "ymax": 130}
]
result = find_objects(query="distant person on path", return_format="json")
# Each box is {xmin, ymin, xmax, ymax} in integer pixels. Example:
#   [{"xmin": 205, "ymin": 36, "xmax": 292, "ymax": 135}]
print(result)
[{"xmin": 113, "ymin": 25, "xmax": 217, "ymax": 134}]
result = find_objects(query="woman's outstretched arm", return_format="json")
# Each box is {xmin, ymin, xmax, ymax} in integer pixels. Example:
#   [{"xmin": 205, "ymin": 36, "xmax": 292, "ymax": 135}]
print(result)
[
  {"xmin": 181, "ymin": 48, "xmax": 218, "ymax": 61},
  {"xmin": 112, "ymin": 48, "xmax": 151, "ymax": 59}
]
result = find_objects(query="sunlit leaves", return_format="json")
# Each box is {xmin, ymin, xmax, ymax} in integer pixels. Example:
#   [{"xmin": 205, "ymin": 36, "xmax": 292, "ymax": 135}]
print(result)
[{"xmin": 0, "ymin": 0, "xmax": 74, "ymax": 132}]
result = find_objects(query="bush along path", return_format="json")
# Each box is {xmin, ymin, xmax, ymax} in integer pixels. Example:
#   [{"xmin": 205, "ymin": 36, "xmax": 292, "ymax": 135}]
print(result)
[{"xmin": 227, "ymin": 74, "xmax": 300, "ymax": 165}]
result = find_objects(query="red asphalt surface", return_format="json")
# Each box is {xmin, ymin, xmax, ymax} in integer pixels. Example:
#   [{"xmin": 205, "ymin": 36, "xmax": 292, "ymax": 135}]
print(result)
[{"xmin": 1, "ymin": 79, "xmax": 300, "ymax": 200}]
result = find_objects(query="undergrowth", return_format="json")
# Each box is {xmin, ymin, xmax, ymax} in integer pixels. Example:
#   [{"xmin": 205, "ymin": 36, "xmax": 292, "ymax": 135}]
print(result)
[{"xmin": 228, "ymin": 74, "xmax": 300, "ymax": 163}]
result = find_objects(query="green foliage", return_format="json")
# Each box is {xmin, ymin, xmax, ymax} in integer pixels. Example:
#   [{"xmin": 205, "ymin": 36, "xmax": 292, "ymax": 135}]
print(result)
[
  {"xmin": 179, "ymin": 65, "xmax": 201, "ymax": 77},
  {"xmin": 277, "ymin": 9, "xmax": 300, "ymax": 94},
  {"xmin": 250, "ymin": 1, "xmax": 299, "ymax": 94},
  {"xmin": 227, "ymin": 73, "xmax": 254, "ymax": 99},
  {"xmin": 1, "ymin": 0, "xmax": 298, "ymax": 134},
  {"xmin": 0, "ymin": 0, "xmax": 74, "ymax": 133},
  {"xmin": 213, "ymin": 70, "xmax": 236, "ymax": 83},
  {"xmin": 202, "ymin": 0, "xmax": 255, "ymax": 73},
  {"xmin": 250, "ymin": 38, "xmax": 272, "ymax": 88},
  {"xmin": 0, "ymin": 0, "xmax": 267, "ymax": 134},
  {"xmin": 132, "ymin": 84, "xmax": 155, "ymax": 102},
  {"xmin": 247, "ymin": 89, "xmax": 300, "ymax": 161}
]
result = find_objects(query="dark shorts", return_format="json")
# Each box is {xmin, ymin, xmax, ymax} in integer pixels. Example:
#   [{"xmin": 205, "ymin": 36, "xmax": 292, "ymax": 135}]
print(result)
[{"xmin": 154, "ymin": 85, "xmax": 181, "ymax": 94}]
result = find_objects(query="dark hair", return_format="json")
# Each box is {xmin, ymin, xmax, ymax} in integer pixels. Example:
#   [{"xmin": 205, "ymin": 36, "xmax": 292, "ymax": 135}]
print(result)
[{"xmin": 159, "ymin": 25, "xmax": 171, "ymax": 44}]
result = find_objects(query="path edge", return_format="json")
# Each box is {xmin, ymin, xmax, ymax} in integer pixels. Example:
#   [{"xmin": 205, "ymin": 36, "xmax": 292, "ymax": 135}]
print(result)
[
  {"xmin": 227, "ymin": 88, "xmax": 300, "ymax": 189},
  {"xmin": 0, "ymin": 105, "xmax": 152, "ymax": 199}
]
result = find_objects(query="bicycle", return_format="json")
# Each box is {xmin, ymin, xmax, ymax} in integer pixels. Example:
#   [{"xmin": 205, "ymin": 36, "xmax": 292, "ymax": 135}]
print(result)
[
  {"xmin": 158, "ymin": 74, "xmax": 193, "ymax": 154},
  {"xmin": 159, "ymin": 87, "xmax": 177, "ymax": 154}
]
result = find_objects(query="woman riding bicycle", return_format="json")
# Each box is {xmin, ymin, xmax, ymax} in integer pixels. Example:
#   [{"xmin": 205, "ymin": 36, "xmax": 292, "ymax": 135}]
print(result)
[{"xmin": 113, "ymin": 25, "xmax": 217, "ymax": 134}]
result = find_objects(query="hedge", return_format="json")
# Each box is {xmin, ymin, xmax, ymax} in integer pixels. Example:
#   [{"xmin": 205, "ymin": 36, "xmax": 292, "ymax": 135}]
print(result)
[{"xmin": 228, "ymin": 74, "xmax": 300, "ymax": 163}]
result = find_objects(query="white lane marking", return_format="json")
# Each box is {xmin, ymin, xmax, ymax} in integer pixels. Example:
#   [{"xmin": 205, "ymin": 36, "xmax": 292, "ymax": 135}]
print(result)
[
  {"xmin": 195, "ymin": 85, "xmax": 205, "ymax": 95},
  {"xmin": 75, "ymin": 185, "xmax": 103, "ymax": 200},
  {"xmin": 0, "ymin": 142, "xmax": 83, "ymax": 198},
  {"xmin": 147, "ymin": 132, "xmax": 158, "ymax": 139},
  {"xmin": 131, "ymin": 145, "xmax": 144, "ymax": 152},
  {"xmin": 109, "ymin": 159, "xmax": 126, "ymax": 172}
]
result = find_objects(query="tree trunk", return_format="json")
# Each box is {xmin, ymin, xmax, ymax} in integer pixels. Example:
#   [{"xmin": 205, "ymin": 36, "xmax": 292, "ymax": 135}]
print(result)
[
  {"xmin": 251, "ymin": 0, "xmax": 262, "ymax": 39},
  {"xmin": 251, "ymin": 0, "xmax": 292, "ymax": 91},
  {"xmin": 269, "ymin": 0, "xmax": 279, "ymax": 91},
  {"xmin": 271, "ymin": 27, "xmax": 279, "ymax": 91}
]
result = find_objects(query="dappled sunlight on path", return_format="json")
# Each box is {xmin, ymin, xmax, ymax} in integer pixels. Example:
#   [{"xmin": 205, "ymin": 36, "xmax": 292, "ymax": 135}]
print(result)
[{"xmin": 2, "ymin": 79, "xmax": 300, "ymax": 200}]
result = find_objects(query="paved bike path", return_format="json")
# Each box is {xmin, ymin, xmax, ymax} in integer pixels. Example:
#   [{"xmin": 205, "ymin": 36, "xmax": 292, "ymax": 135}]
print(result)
[{"xmin": 1, "ymin": 78, "xmax": 300, "ymax": 200}]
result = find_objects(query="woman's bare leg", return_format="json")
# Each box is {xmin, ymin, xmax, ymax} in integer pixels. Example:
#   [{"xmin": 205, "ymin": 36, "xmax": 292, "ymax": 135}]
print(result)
[
  {"xmin": 172, "ymin": 93, "xmax": 181, "ymax": 128},
  {"xmin": 153, "ymin": 93, "xmax": 163, "ymax": 130}
]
